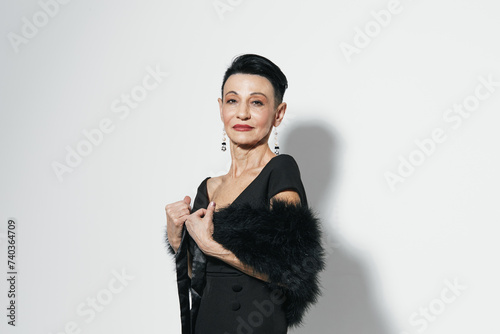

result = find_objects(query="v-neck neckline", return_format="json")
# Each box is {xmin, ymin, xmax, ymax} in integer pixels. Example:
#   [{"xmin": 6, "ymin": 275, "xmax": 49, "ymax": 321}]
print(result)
[{"xmin": 204, "ymin": 155, "xmax": 281, "ymax": 210}]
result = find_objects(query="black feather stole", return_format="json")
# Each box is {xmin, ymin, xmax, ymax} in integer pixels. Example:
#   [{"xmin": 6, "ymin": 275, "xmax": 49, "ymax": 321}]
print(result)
[{"xmin": 212, "ymin": 199, "xmax": 325, "ymax": 327}]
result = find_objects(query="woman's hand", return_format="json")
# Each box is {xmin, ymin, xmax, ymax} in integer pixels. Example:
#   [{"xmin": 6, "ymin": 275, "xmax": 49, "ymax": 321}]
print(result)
[
  {"xmin": 185, "ymin": 202, "xmax": 268, "ymax": 281},
  {"xmin": 165, "ymin": 196, "xmax": 191, "ymax": 253},
  {"xmin": 185, "ymin": 202, "xmax": 228, "ymax": 256}
]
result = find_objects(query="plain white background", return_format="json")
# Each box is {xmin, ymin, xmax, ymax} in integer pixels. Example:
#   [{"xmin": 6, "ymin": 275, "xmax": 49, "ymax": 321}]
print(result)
[{"xmin": 1, "ymin": 0, "xmax": 499, "ymax": 333}]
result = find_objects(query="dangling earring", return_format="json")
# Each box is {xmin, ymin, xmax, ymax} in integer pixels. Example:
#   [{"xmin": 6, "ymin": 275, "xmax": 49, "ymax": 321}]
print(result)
[
  {"xmin": 221, "ymin": 129, "xmax": 227, "ymax": 152},
  {"xmin": 274, "ymin": 127, "xmax": 280, "ymax": 155}
]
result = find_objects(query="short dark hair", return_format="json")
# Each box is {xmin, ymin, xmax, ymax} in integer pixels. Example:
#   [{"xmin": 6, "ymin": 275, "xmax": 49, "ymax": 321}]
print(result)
[{"xmin": 221, "ymin": 54, "xmax": 288, "ymax": 107}]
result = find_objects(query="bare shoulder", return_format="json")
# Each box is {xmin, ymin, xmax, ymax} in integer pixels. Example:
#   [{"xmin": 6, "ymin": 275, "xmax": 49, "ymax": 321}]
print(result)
[{"xmin": 206, "ymin": 175, "xmax": 224, "ymax": 201}]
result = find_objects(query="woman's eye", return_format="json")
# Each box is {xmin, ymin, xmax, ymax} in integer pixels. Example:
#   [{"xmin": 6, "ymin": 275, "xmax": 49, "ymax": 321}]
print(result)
[
  {"xmin": 226, "ymin": 99, "xmax": 236, "ymax": 104},
  {"xmin": 252, "ymin": 101, "xmax": 263, "ymax": 106}
]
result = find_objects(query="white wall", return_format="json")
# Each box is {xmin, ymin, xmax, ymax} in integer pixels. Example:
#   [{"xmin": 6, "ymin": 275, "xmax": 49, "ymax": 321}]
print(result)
[{"xmin": 1, "ymin": 0, "xmax": 499, "ymax": 333}]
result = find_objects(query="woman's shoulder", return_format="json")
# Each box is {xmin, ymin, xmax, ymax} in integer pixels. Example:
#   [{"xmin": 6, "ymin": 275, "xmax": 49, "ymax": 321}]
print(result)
[
  {"xmin": 266, "ymin": 154, "xmax": 307, "ymax": 204},
  {"xmin": 266, "ymin": 154, "xmax": 302, "ymax": 177},
  {"xmin": 192, "ymin": 176, "xmax": 218, "ymax": 210},
  {"xmin": 269, "ymin": 153, "xmax": 299, "ymax": 169},
  {"xmin": 205, "ymin": 175, "xmax": 223, "ymax": 197}
]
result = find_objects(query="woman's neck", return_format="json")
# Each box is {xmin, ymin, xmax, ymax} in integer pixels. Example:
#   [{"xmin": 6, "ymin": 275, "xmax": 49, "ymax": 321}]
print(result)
[{"xmin": 228, "ymin": 144, "xmax": 275, "ymax": 178}]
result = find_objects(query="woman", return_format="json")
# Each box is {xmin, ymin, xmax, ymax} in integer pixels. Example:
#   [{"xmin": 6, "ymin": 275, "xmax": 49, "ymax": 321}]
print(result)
[{"xmin": 165, "ymin": 54, "xmax": 324, "ymax": 334}]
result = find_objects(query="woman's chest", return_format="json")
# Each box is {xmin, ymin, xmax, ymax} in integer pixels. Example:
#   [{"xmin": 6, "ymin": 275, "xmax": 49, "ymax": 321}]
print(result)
[
  {"xmin": 210, "ymin": 178, "xmax": 253, "ymax": 208},
  {"xmin": 208, "ymin": 172, "xmax": 267, "ymax": 209}
]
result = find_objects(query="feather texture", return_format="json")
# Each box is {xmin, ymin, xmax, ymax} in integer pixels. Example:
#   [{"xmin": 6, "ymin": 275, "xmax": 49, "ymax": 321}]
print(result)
[{"xmin": 212, "ymin": 199, "xmax": 325, "ymax": 327}]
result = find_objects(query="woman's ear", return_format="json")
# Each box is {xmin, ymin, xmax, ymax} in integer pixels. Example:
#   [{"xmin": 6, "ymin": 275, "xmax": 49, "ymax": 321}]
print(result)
[
  {"xmin": 273, "ymin": 102, "xmax": 287, "ymax": 127},
  {"xmin": 218, "ymin": 97, "xmax": 223, "ymax": 122}
]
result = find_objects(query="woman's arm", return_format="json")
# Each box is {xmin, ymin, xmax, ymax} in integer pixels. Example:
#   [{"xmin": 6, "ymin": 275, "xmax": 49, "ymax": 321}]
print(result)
[
  {"xmin": 165, "ymin": 196, "xmax": 192, "ymax": 253},
  {"xmin": 185, "ymin": 190, "xmax": 301, "ymax": 282},
  {"xmin": 184, "ymin": 201, "xmax": 269, "ymax": 281},
  {"xmin": 202, "ymin": 241, "xmax": 270, "ymax": 281}
]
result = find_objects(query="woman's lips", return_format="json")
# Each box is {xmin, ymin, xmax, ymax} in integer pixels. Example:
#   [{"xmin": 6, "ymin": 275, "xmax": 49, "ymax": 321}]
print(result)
[{"xmin": 233, "ymin": 124, "xmax": 253, "ymax": 131}]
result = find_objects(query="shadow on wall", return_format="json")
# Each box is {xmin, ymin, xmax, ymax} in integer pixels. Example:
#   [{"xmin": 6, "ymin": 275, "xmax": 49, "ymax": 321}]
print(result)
[{"xmin": 282, "ymin": 121, "xmax": 395, "ymax": 334}]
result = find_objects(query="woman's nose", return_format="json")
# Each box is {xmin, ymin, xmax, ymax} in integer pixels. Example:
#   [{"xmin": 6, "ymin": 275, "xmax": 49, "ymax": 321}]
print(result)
[{"xmin": 236, "ymin": 104, "xmax": 250, "ymax": 120}]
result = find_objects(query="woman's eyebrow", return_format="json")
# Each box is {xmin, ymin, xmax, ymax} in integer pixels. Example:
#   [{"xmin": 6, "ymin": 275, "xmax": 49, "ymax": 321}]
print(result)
[
  {"xmin": 250, "ymin": 92, "xmax": 267, "ymax": 98},
  {"xmin": 224, "ymin": 91, "xmax": 267, "ymax": 98}
]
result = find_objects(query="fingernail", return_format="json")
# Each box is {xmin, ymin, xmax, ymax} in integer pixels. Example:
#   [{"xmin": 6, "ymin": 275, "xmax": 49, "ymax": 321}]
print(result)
[{"xmin": 210, "ymin": 201, "xmax": 216, "ymax": 207}]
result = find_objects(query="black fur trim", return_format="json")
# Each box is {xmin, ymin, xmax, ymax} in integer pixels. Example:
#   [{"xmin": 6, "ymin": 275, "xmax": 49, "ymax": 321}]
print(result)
[
  {"xmin": 164, "ymin": 229, "xmax": 176, "ymax": 255},
  {"xmin": 212, "ymin": 200, "xmax": 325, "ymax": 327}
]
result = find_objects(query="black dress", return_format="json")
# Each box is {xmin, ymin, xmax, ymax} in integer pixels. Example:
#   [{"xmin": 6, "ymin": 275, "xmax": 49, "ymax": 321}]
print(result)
[{"xmin": 190, "ymin": 154, "xmax": 308, "ymax": 334}]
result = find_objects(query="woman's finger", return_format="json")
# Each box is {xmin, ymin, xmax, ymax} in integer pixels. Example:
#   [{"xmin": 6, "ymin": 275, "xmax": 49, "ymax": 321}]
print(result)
[{"xmin": 191, "ymin": 208, "xmax": 206, "ymax": 218}]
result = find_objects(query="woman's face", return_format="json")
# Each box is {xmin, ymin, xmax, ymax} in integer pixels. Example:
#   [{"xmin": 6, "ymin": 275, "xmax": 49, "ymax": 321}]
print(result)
[{"xmin": 218, "ymin": 73, "xmax": 286, "ymax": 150}]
